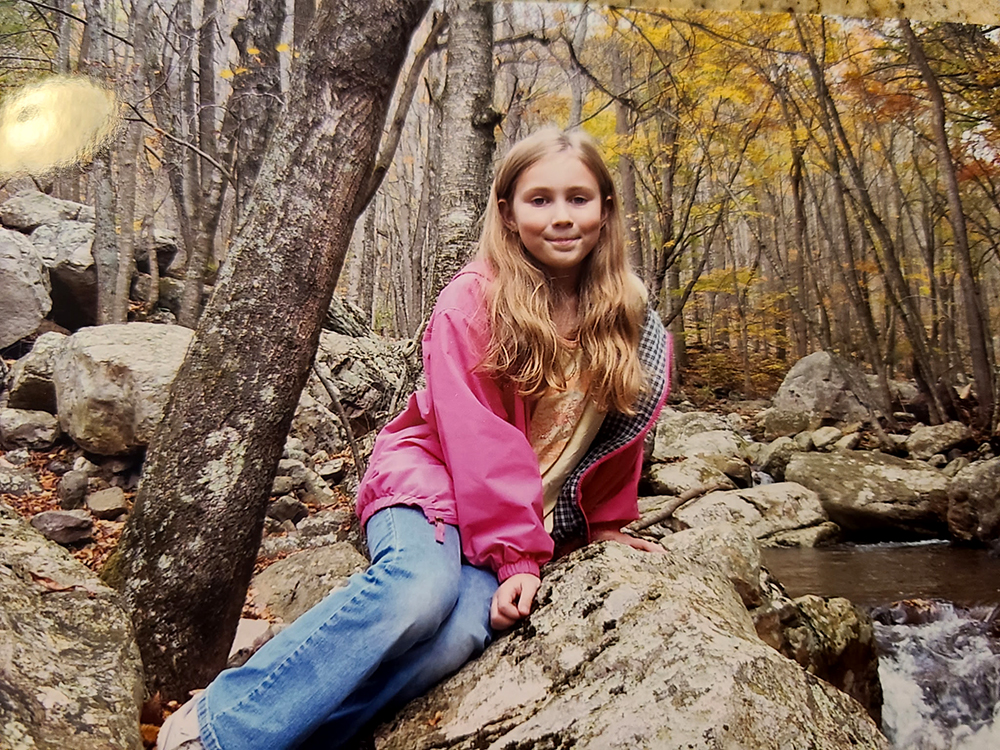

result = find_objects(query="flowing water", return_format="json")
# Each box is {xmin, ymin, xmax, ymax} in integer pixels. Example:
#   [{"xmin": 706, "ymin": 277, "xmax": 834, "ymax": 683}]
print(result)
[{"xmin": 762, "ymin": 543, "xmax": 1000, "ymax": 749}]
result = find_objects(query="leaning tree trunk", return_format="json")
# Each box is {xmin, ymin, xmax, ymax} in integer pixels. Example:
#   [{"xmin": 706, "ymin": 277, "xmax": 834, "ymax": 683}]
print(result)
[
  {"xmin": 429, "ymin": 0, "xmax": 497, "ymax": 306},
  {"xmin": 101, "ymin": 0, "xmax": 431, "ymax": 701}
]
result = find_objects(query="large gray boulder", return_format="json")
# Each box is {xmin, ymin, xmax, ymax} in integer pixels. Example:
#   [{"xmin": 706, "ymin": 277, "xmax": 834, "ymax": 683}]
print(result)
[
  {"xmin": 32, "ymin": 220, "xmax": 98, "ymax": 328},
  {"xmin": 0, "ymin": 226, "xmax": 51, "ymax": 349},
  {"xmin": 785, "ymin": 451, "xmax": 949, "ymax": 538},
  {"xmin": 6, "ymin": 331, "xmax": 67, "ymax": 412},
  {"xmin": 770, "ymin": 351, "xmax": 884, "ymax": 426},
  {"xmin": 0, "ymin": 502, "xmax": 143, "ymax": 749},
  {"xmin": 671, "ymin": 482, "xmax": 838, "ymax": 548},
  {"xmin": 53, "ymin": 323, "xmax": 194, "ymax": 455},
  {"xmin": 947, "ymin": 457, "xmax": 1000, "ymax": 543},
  {"xmin": 376, "ymin": 530, "xmax": 888, "ymax": 750},
  {"xmin": 0, "ymin": 189, "xmax": 94, "ymax": 231}
]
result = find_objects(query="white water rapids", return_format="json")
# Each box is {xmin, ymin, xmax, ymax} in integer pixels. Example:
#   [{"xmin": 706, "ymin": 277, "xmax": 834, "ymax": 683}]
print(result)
[{"xmin": 874, "ymin": 603, "xmax": 1000, "ymax": 750}]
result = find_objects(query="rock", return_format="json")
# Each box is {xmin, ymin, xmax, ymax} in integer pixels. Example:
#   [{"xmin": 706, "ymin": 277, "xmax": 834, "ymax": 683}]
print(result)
[
  {"xmin": 904, "ymin": 421, "xmax": 973, "ymax": 461},
  {"xmin": 303, "ymin": 331, "xmax": 412, "ymax": 438},
  {"xmin": 271, "ymin": 476, "xmax": 300, "ymax": 496},
  {"xmin": 652, "ymin": 410, "xmax": 745, "ymax": 461},
  {"xmin": 227, "ymin": 618, "xmax": 280, "ymax": 669},
  {"xmin": 947, "ymin": 457, "xmax": 1000, "ymax": 543},
  {"xmin": 751, "ymin": 592, "xmax": 882, "ymax": 724},
  {"xmin": 772, "ymin": 351, "xmax": 886, "ymax": 424},
  {"xmin": 758, "ymin": 436, "xmax": 800, "ymax": 481},
  {"xmin": 811, "ymin": 426, "xmax": 843, "ymax": 450},
  {"xmin": 794, "ymin": 430, "xmax": 815, "ymax": 451},
  {"xmin": 0, "ymin": 188, "xmax": 94, "ymax": 230},
  {"xmin": 31, "ymin": 220, "xmax": 99, "ymax": 329},
  {"xmin": 672, "ymin": 482, "xmax": 833, "ymax": 548},
  {"xmin": 661, "ymin": 523, "xmax": 763, "ymax": 608},
  {"xmin": 134, "ymin": 227, "xmax": 182, "ymax": 278},
  {"xmin": 0, "ymin": 502, "xmax": 143, "ymax": 749},
  {"xmin": 267, "ymin": 495, "xmax": 309, "ymax": 525},
  {"xmin": 766, "ymin": 522, "xmax": 841, "ymax": 547},
  {"xmin": 0, "ymin": 407, "xmax": 61, "ymax": 448},
  {"xmin": 316, "ymin": 457, "xmax": 346, "ymax": 482},
  {"xmin": 760, "ymin": 407, "xmax": 816, "ymax": 441},
  {"xmin": 29, "ymin": 509, "xmax": 93, "ymax": 544},
  {"xmin": 58, "ymin": 469, "xmax": 90, "ymax": 510},
  {"xmin": 0, "ymin": 226, "xmax": 51, "ymax": 349},
  {"xmin": 53, "ymin": 322, "xmax": 194, "ymax": 455},
  {"xmin": 6, "ymin": 331, "xmax": 67, "ymax": 412},
  {"xmin": 645, "ymin": 456, "xmax": 735, "ymax": 496},
  {"xmin": 785, "ymin": 451, "xmax": 949, "ymax": 539},
  {"xmin": 942, "ymin": 456, "xmax": 969, "ymax": 478},
  {"xmin": 377, "ymin": 538, "xmax": 888, "ymax": 750},
  {"xmin": 927, "ymin": 453, "xmax": 947, "ymax": 468},
  {"xmin": 297, "ymin": 508, "xmax": 354, "ymax": 540},
  {"xmin": 835, "ymin": 432, "xmax": 861, "ymax": 451},
  {"xmin": 250, "ymin": 542, "xmax": 368, "ymax": 622},
  {"xmin": 0, "ymin": 459, "xmax": 42, "ymax": 495},
  {"xmin": 87, "ymin": 486, "xmax": 128, "ymax": 520}
]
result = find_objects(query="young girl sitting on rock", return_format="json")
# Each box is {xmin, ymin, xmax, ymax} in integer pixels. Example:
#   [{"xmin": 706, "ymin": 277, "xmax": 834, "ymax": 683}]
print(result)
[{"xmin": 157, "ymin": 126, "xmax": 672, "ymax": 750}]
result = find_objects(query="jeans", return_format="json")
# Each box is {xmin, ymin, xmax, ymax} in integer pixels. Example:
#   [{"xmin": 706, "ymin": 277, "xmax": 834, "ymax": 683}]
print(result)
[{"xmin": 198, "ymin": 506, "xmax": 498, "ymax": 750}]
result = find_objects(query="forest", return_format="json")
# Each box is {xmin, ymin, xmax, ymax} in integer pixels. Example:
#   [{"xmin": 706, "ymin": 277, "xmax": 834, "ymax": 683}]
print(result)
[
  {"xmin": 3, "ymin": 1, "xmax": 1000, "ymax": 430},
  {"xmin": 3, "ymin": 0, "xmax": 1000, "ymax": 705}
]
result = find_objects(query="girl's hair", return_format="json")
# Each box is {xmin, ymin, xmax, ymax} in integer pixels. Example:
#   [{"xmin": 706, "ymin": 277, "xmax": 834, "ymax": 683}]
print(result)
[{"xmin": 477, "ymin": 127, "xmax": 649, "ymax": 414}]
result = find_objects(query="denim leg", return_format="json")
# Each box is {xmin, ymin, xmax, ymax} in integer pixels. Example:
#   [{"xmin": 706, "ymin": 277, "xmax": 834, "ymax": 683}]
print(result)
[
  {"xmin": 299, "ymin": 563, "xmax": 497, "ymax": 749},
  {"xmin": 198, "ymin": 506, "xmax": 463, "ymax": 750}
]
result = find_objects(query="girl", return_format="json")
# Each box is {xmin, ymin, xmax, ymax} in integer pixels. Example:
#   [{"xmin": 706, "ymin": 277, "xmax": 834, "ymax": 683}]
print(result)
[{"xmin": 157, "ymin": 127, "xmax": 672, "ymax": 750}]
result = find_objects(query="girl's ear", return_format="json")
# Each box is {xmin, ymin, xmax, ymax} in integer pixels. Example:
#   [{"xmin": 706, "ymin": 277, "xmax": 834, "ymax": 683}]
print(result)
[{"xmin": 498, "ymin": 199, "xmax": 517, "ymax": 232}]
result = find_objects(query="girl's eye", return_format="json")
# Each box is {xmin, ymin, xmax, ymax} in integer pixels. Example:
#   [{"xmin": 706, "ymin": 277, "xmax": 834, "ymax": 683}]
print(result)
[
  {"xmin": 571, "ymin": 196, "xmax": 590, "ymax": 205},
  {"xmin": 530, "ymin": 197, "xmax": 548, "ymax": 206}
]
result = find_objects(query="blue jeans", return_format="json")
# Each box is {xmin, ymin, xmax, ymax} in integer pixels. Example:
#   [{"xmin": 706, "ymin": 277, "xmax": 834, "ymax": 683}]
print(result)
[{"xmin": 197, "ymin": 506, "xmax": 497, "ymax": 750}]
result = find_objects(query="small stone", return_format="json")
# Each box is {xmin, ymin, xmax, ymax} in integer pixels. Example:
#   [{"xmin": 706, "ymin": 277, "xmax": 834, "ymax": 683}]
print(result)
[
  {"xmin": 811, "ymin": 426, "xmax": 843, "ymax": 450},
  {"xmin": 72, "ymin": 456, "xmax": 101, "ymax": 476},
  {"xmin": 102, "ymin": 457, "xmax": 134, "ymax": 475},
  {"xmin": 3, "ymin": 448, "xmax": 31, "ymax": 466},
  {"xmin": 46, "ymin": 459, "xmax": 73, "ymax": 476},
  {"xmin": 271, "ymin": 476, "xmax": 298, "ymax": 496},
  {"xmin": 942, "ymin": 457, "xmax": 970, "ymax": 478},
  {"xmin": 279, "ymin": 519, "xmax": 298, "ymax": 534},
  {"xmin": 316, "ymin": 458, "xmax": 346, "ymax": 482},
  {"xmin": 30, "ymin": 510, "xmax": 93, "ymax": 544},
  {"xmin": 283, "ymin": 437, "xmax": 305, "ymax": 456},
  {"xmin": 927, "ymin": 453, "xmax": 947, "ymax": 468},
  {"xmin": 267, "ymin": 495, "xmax": 308, "ymax": 524},
  {"xmin": 278, "ymin": 458, "xmax": 309, "ymax": 482},
  {"xmin": 87, "ymin": 487, "xmax": 128, "ymax": 520},
  {"xmin": 793, "ymin": 432, "xmax": 814, "ymax": 451},
  {"xmin": 834, "ymin": 433, "xmax": 861, "ymax": 451},
  {"xmin": 57, "ymin": 470, "xmax": 89, "ymax": 510}
]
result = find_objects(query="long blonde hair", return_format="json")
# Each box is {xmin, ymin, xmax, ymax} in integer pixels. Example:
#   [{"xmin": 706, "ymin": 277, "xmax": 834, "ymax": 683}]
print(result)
[{"xmin": 477, "ymin": 127, "xmax": 649, "ymax": 414}]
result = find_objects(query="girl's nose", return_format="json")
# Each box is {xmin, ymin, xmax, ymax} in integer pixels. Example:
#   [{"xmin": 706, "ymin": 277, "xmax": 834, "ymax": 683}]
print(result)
[{"xmin": 552, "ymin": 200, "xmax": 572, "ymax": 224}]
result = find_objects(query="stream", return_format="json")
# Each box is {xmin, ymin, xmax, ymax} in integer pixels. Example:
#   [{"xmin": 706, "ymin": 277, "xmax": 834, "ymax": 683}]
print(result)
[{"xmin": 762, "ymin": 543, "xmax": 1000, "ymax": 749}]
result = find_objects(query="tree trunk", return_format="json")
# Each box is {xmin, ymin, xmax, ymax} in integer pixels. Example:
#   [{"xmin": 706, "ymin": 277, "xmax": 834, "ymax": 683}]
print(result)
[
  {"xmin": 611, "ymin": 42, "xmax": 643, "ymax": 276},
  {"xmin": 429, "ymin": 0, "xmax": 497, "ymax": 306},
  {"xmin": 81, "ymin": 0, "xmax": 118, "ymax": 325},
  {"xmin": 101, "ymin": 0, "xmax": 431, "ymax": 701}
]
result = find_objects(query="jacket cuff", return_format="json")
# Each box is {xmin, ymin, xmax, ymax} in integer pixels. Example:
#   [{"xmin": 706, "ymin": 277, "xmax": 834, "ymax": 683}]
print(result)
[{"xmin": 497, "ymin": 559, "xmax": 541, "ymax": 583}]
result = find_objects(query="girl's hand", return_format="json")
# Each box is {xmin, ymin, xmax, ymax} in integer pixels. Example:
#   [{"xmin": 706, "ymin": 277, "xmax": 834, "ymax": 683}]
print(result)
[
  {"xmin": 490, "ymin": 573, "xmax": 541, "ymax": 630},
  {"xmin": 591, "ymin": 527, "xmax": 667, "ymax": 554}
]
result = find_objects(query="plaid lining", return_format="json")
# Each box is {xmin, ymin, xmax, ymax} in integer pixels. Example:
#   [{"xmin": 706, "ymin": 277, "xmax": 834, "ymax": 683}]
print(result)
[{"xmin": 550, "ymin": 309, "xmax": 669, "ymax": 544}]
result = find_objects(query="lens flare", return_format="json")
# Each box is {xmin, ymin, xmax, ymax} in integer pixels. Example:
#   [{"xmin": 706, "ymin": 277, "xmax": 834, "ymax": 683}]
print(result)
[{"xmin": 0, "ymin": 76, "xmax": 122, "ymax": 177}]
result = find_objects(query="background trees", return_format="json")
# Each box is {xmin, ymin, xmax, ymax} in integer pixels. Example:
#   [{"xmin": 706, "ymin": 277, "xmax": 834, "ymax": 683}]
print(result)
[{"xmin": 5, "ymin": 0, "xmax": 1000, "ymax": 696}]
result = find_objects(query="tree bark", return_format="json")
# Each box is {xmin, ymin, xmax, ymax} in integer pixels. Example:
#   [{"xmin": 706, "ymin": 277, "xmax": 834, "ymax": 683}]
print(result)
[
  {"xmin": 102, "ymin": 0, "xmax": 431, "ymax": 701},
  {"xmin": 429, "ymin": 0, "xmax": 497, "ymax": 306}
]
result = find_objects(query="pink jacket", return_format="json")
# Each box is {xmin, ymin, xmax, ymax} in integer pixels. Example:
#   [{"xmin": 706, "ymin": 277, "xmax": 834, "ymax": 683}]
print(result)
[{"xmin": 356, "ymin": 263, "xmax": 672, "ymax": 582}]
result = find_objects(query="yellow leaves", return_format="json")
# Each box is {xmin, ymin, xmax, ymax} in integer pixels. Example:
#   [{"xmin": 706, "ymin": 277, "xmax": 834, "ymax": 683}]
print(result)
[
  {"xmin": 276, "ymin": 43, "xmax": 290, "ymax": 53},
  {"xmin": 220, "ymin": 69, "xmax": 234, "ymax": 79},
  {"xmin": 247, "ymin": 47, "xmax": 261, "ymax": 55}
]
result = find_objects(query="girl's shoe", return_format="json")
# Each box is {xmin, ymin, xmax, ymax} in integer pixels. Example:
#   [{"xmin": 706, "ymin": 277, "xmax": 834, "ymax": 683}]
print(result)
[{"xmin": 156, "ymin": 696, "xmax": 205, "ymax": 750}]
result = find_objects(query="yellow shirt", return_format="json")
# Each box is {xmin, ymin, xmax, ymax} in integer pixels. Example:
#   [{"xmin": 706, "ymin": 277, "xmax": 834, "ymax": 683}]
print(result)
[{"xmin": 529, "ymin": 351, "xmax": 606, "ymax": 532}]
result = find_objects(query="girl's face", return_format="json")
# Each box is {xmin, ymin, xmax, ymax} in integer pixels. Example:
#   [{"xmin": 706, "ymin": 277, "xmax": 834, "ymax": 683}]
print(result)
[{"xmin": 498, "ymin": 151, "xmax": 606, "ymax": 286}]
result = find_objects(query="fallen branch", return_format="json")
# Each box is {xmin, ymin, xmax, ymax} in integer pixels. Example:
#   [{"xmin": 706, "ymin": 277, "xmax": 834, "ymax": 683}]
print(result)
[
  {"xmin": 627, "ymin": 482, "xmax": 730, "ymax": 533},
  {"xmin": 312, "ymin": 363, "xmax": 366, "ymax": 482}
]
